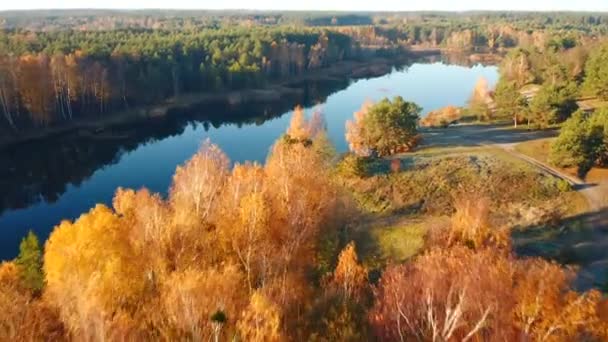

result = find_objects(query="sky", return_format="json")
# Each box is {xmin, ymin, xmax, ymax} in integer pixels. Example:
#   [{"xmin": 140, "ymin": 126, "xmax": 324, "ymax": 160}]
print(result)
[{"xmin": 0, "ymin": 0, "xmax": 607, "ymax": 12}]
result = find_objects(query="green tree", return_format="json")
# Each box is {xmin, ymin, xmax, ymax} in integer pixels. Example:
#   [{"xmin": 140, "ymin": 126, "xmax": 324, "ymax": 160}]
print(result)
[
  {"xmin": 493, "ymin": 79, "xmax": 527, "ymax": 126},
  {"xmin": 583, "ymin": 44, "xmax": 608, "ymax": 100},
  {"xmin": 345, "ymin": 96, "xmax": 420, "ymax": 157},
  {"xmin": 15, "ymin": 230, "xmax": 44, "ymax": 292},
  {"xmin": 550, "ymin": 108, "xmax": 608, "ymax": 175},
  {"xmin": 528, "ymin": 82, "xmax": 578, "ymax": 128}
]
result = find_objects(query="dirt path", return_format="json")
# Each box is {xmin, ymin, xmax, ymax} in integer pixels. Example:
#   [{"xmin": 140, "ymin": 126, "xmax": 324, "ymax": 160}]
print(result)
[
  {"xmin": 421, "ymin": 124, "xmax": 608, "ymax": 290},
  {"xmin": 421, "ymin": 124, "xmax": 606, "ymax": 211},
  {"xmin": 497, "ymin": 143, "xmax": 605, "ymax": 211}
]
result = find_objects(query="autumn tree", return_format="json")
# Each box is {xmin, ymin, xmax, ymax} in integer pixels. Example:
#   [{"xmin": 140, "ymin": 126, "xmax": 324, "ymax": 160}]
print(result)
[
  {"xmin": 370, "ymin": 246, "xmax": 605, "ymax": 341},
  {"xmin": 162, "ymin": 266, "xmax": 246, "ymax": 341},
  {"xmin": 501, "ymin": 48, "xmax": 536, "ymax": 87},
  {"xmin": 371, "ymin": 247, "xmax": 513, "ymax": 341},
  {"xmin": 467, "ymin": 77, "xmax": 493, "ymax": 121},
  {"xmin": 331, "ymin": 242, "xmax": 368, "ymax": 302},
  {"xmin": 0, "ymin": 262, "xmax": 65, "ymax": 341},
  {"xmin": 420, "ymin": 105, "xmax": 462, "ymax": 128},
  {"xmin": 170, "ymin": 139, "xmax": 229, "ymax": 226},
  {"xmin": 237, "ymin": 292, "xmax": 283, "ymax": 342},
  {"xmin": 44, "ymin": 205, "xmax": 144, "ymax": 339},
  {"xmin": 345, "ymin": 97, "xmax": 420, "ymax": 157},
  {"xmin": 216, "ymin": 163, "xmax": 270, "ymax": 292}
]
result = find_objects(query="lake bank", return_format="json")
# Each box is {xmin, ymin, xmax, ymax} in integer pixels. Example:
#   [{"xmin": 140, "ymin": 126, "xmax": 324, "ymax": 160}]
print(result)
[
  {"xmin": 0, "ymin": 61, "xmax": 500, "ymax": 261},
  {"xmin": 0, "ymin": 52, "xmax": 440, "ymax": 150}
]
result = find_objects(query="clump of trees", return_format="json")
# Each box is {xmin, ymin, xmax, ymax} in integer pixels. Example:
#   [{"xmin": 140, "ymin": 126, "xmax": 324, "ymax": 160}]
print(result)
[
  {"xmin": 492, "ymin": 40, "xmax": 598, "ymax": 127},
  {"xmin": 550, "ymin": 108, "xmax": 608, "ymax": 175},
  {"xmin": 583, "ymin": 45, "xmax": 608, "ymax": 100},
  {"xmin": 420, "ymin": 105, "xmax": 462, "ymax": 128},
  {"xmin": 370, "ymin": 197, "xmax": 607, "ymax": 341},
  {"xmin": 345, "ymin": 96, "xmax": 420, "ymax": 157},
  {"xmin": 1, "ymin": 109, "xmax": 354, "ymax": 340},
  {"xmin": 528, "ymin": 82, "xmax": 578, "ymax": 128}
]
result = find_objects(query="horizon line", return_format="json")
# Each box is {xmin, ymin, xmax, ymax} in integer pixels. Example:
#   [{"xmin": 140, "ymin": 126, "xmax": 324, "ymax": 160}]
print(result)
[{"xmin": 1, "ymin": 8, "xmax": 608, "ymax": 13}]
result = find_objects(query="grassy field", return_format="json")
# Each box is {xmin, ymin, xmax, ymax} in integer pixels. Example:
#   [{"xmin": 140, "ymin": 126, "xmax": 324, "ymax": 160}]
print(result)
[{"xmin": 351, "ymin": 215, "xmax": 440, "ymax": 270}]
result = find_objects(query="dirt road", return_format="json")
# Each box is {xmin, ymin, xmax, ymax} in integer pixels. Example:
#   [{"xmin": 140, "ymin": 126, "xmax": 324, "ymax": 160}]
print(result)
[{"xmin": 421, "ymin": 124, "xmax": 608, "ymax": 290}]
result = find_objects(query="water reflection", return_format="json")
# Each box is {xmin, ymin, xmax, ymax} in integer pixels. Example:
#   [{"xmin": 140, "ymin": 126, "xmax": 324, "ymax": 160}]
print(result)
[{"xmin": 0, "ymin": 57, "xmax": 499, "ymax": 260}]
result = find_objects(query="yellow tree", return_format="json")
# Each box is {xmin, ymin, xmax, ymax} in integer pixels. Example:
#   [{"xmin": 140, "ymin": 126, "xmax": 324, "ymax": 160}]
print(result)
[
  {"xmin": 513, "ymin": 260, "xmax": 603, "ymax": 341},
  {"xmin": 44, "ymin": 204, "xmax": 144, "ymax": 339},
  {"xmin": 331, "ymin": 242, "xmax": 368, "ymax": 302},
  {"xmin": 237, "ymin": 292, "xmax": 283, "ymax": 342},
  {"xmin": 162, "ymin": 266, "xmax": 246, "ymax": 341},
  {"xmin": 170, "ymin": 139, "xmax": 229, "ymax": 226},
  {"xmin": 217, "ymin": 163, "xmax": 270, "ymax": 292},
  {"xmin": 345, "ymin": 101, "xmax": 373, "ymax": 157},
  {"xmin": 468, "ymin": 77, "xmax": 493, "ymax": 121}
]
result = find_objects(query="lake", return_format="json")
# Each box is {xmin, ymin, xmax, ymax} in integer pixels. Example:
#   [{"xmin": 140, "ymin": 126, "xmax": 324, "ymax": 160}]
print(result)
[{"xmin": 0, "ymin": 60, "xmax": 499, "ymax": 260}]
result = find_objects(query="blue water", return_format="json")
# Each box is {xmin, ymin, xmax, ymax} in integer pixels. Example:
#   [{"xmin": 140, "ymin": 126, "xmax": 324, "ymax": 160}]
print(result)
[{"xmin": 0, "ymin": 62, "xmax": 498, "ymax": 260}]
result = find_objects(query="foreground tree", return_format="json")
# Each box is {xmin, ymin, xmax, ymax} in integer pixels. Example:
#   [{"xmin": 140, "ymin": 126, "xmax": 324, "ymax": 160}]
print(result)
[
  {"xmin": 345, "ymin": 96, "xmax": 420, "ymax": 157},
  {"xmin": 370, "ymin": 245, "xmax": 605, "ymax": 341}
]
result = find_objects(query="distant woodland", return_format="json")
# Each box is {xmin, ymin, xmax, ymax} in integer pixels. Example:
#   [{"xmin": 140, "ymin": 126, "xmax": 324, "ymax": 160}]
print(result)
[{"xmin": 1, "ymin": 11, "xmax": 608, "ymax": 133}]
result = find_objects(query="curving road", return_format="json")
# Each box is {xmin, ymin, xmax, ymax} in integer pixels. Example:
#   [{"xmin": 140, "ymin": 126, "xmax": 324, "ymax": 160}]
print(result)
[{"xmin": 421, "ymin": 124, "xmax": 608, "ymax": 290}]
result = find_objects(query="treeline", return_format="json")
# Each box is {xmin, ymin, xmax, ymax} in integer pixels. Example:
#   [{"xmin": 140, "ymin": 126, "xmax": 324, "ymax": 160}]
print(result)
[
  {"xmin": 2, "ymin": 10, "xmax": 608, "ymax": 32},
  {"xmin": 2, "ymin": 11, "xmax": 608, "ymax": 134},
  {"xmin": 0, "ymin": 27, "xmax": 358, "ymax": 130},
  {"xmin": 468, "ymin": 36, "xmax": 608, "ymax": 128},
  {"xmin": 1, "ymin": 110, "xmax": 607, "ymax": 340}
]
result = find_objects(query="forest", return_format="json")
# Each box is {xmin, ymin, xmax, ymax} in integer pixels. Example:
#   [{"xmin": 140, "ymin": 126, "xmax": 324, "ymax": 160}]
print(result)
[
  {"xmin": 1, "ymin": 10, "xmax": 608, "ymax": 134},
  {"xmin": 3, "ymin": 9, "xmax": 608, "ymax": 341}
]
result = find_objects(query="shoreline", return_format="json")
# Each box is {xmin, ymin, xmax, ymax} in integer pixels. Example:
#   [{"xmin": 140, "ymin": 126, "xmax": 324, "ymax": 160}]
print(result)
[{"xmin": 0, "ymin": 49, "xmax": 475, "ymax": 149}]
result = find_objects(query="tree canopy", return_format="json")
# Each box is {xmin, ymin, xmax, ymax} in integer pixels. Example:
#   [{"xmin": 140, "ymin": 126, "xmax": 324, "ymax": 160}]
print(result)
[{"xmin": 346, "ymin": 96, "xmax": 420, "ymax": 157}]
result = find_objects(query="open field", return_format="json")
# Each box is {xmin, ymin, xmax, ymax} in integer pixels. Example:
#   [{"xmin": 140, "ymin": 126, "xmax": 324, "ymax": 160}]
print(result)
[{"xmin": 416, "ymin": 123, "xmax": 608, "ymax": 290}]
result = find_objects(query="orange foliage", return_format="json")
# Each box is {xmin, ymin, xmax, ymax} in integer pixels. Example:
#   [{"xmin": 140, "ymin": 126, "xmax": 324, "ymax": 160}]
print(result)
[
  {"xmin": 162, "ymin": 266, "xmax": 247, "ymax": 340},
  {"xmin": 331, "ymin": 242, "xmax": 368, "ymax": 302},
  {"xmin": 0, "ymin": 262, "xmax": 65, "ymax": 340},
  {"xmin": 38, "ymin": 121, "xmax": 342, "ymax": 340},
  {"xmin": 238, "ymin": 292, "xmax": 284, "ymax": 342},
  {"xmin": 345, "ymin": 101, "xmax": 373, "ymax": 157},
  {"xmin": 420, "ymin": 105, "xmax": 462, "ymax": 127},
  {"xmin": 371, "ymin": 246, "xmax": 606, "ymax": 341},
  {"xmin": 286, "ymin": 106, "xmax": 325, "ymax": 142},
  {"xmin": 44, "ymin": 205, "xmax": 144, "ymax": 339}
]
